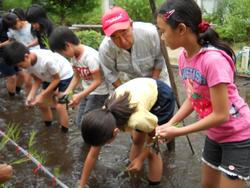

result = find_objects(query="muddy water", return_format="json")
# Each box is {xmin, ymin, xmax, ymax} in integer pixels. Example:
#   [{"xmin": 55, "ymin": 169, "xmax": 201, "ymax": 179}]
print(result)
[{"xmin": 0, "ymin": 69, "xmax": 249, "ymax": 188}]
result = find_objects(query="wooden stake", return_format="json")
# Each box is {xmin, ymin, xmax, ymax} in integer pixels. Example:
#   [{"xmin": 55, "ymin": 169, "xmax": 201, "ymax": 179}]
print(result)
[{"xmin": 148, "ymin": 0, "xmax": 195, "ymax": 154}]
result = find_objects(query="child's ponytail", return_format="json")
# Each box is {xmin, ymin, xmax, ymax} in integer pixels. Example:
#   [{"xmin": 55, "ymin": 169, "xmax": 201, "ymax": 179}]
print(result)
[
  {"xmin": 198, "ymin": 23, "xmax": 236, "ymax": 62},
  {"xmin": 104, "ymin": 92, "xmax": 137, "ymax": 131}
]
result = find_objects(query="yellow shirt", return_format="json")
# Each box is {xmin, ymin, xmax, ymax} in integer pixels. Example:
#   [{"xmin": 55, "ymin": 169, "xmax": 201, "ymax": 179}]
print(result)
[{"xmin": 115, "ymin": 78, "xmax": 158, "ymax": 133}]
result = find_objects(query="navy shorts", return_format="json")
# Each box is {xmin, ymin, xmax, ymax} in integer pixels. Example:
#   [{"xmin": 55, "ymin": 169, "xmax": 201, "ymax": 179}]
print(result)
[
  {"xmin": 42, "ymin": 77, "xmax": 72, "ymax": 92},
  {"xmin": 0, "ymin": 57, "xmax": 20, "ymax": 77},
  {"xmin": 150, "ymin": 80, "xmax": 175, "ymax": 125},
  {"xmin": 202, "ymin": 136, "xmax": 250, "ymax": 180}
]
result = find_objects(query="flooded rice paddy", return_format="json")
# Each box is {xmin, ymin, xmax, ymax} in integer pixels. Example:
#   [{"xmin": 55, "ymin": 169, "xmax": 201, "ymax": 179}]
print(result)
[{"xmin": 0, "ymin": 68, "xmax": 250, "ymax": 188}]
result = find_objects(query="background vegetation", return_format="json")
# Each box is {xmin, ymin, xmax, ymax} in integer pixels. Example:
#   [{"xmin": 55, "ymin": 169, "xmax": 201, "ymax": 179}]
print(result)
[
  {"xmin": 75, "ymin": 30, "xmax": 103, "ymax": 50},
  {"xmin": 0, "ymin": 0, "xmax": 249, "ymax": 45},
  {"xmin": 205, "ymin": 0, "xmax": 250, "ymax": 43}
]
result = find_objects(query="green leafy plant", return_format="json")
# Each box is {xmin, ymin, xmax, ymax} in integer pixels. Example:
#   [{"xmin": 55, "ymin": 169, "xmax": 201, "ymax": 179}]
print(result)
[
  {"xmin": 114, "ymin": 0, "xmax": 154, "ymax": 22},
  {"xmin": 0, "ymin": 184, "xmax": 8, "ymax": 188},
  {"xmin": 205, "ymin": 0, "xmax": 250, "ymax": 43},
  {"xmin": 0, "ymin": 123, "xmax": 62, "ymax": 186},
  {"xmin": 53, "ymin": 166, "xmax": 61, "ymax": 177},
  {"xmin": 2, "ymin": 0, "xmax": 32, "ymax": 10},
  {"xmin": 75, "ymin": 30, "xmax": 103, "ymax": 50},
  {"xmin": 0, "ymin": 123, "xmax": 20, "ymax": 150},
  {"xmin": 42, "ymin": 37, "xmax": 50, "ymax": 49},
  {"xmin": 0, "ymin": 123, "xmax": 45, "ymax": 165},
  {"xmin": 32, "ymin": 0, "xmax": 99, "ymax": 25}
]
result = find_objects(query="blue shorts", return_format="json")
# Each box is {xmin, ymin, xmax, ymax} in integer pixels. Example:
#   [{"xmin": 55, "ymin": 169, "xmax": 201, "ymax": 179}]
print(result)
[
  {"xmin": 202, "ymin": 136, "xmax": 250, "ymax": 180},
  {"xmin": 150, "ymin": 80, "xmax": 175, "ymax": 125},
  {"xmin": 42, "ymin": 77, "xmax": 72, "ymax": 92},
  {"xmin": 0, "ymin": 57, "xmax": 20, "ymax": 77}
]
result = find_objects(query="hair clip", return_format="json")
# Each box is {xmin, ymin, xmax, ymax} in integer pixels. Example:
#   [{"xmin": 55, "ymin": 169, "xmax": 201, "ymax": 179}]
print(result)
[
  {"xmin": 162, "ymin": 9, "xmax": 175, "ymax": 21},
  {"xmin": 198, "ymin": 20, "xmax": 210, "ymax": 33}
]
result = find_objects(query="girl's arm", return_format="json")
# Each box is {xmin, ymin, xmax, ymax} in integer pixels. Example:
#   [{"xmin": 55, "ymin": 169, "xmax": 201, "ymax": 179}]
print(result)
[
  {"xmin": 26, "ymin": 39, "xmax": 39, "ymax": 48},
  {"xmin": 0, "ymin": 39, "xmax": 12, "ymax": 48},
  {"xmin": 167, "ymin": 98, "xmax": 194, "ymax": 125},
  {"xmin": 156, "ymin": 98, "xmax": 194, "ymax": 131},
  {"xmin": 64, "ymin": 70, "xmax": 81, "ymax": 94},
  {"xmin": 79, "ymin": 146, "xmax": 101, "ymax": 188},
  {"xmin": 156, "ymin": 84, "xmax": 229, "ymax": 139},
  {"xmin": 26, "ymin": 74, "xmax": 42, "ymax": 105}
]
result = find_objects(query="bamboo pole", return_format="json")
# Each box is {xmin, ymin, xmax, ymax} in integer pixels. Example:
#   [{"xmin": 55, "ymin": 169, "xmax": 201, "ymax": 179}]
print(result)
[{"xmin": 148, "ymin": 0, "xmax": 195, "ymax": 154}]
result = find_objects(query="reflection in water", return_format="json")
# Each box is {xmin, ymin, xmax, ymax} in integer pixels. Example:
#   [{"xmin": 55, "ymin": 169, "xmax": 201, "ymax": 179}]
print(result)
[{"xmin": 0, "ymin": 72, "xmax": 249, "ymax": 188}]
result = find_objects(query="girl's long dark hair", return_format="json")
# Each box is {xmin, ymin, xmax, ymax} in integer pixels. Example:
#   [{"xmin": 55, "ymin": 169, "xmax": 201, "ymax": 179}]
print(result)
[
  {"xmin": 159, "ymin": 0, "xmax": 235, "ymax": 62},
  {"xmin": 81, "ymin": 92, "xmax": 137, "ymax": 146},
  {"xmin": 26, "ymin": 4, "xmax": 54, "ymax": 36},
  {"xmin": 9, "ymin": 8, "xmax": 26, "ymax": 21}
]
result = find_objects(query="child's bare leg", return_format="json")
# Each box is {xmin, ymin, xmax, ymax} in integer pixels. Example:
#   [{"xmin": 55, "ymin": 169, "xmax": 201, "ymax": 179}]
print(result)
[
  {"xmin": 219, "ymin": 174, "xmax": 245, "ymax": 188},
  {"xmin": 6, "ymin": 75, "xmax": 17, "ymax": 95},
  {"xmin": 148, "ymin": 151, "xmax": 163, "ymax": 184},
  {"xmin": 16, "ymin": 71, "xmax": 24, "ymax": 88},
  {"xmin": 145, "ymin": 136, "xmax": 163, "ymax": 184},
  {"xmin": 129, "ymin": 130, "xmax": 146, "ymax": 161},
  {"xmin": 38, "ymin": 96, "xmax": 53, "ymax": 126},
  {"xmin": 201, "ymin": 163, "xmax": 220, "ymax": 188},
  {"xmin": 55, "ymin": 103, "xmax": 69, "ymax": 130}
]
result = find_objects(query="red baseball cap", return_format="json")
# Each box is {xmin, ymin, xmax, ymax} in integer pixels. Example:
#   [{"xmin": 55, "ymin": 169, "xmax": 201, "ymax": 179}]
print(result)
[{"xmin": 101, "ymin": 6, "xmax": 131, "ymax": 37}]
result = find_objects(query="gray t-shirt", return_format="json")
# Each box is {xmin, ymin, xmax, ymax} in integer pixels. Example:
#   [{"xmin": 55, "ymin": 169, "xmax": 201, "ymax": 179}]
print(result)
[{"xmin": 99, "ymin": 22, "xmax": 170, "ymax": 85}]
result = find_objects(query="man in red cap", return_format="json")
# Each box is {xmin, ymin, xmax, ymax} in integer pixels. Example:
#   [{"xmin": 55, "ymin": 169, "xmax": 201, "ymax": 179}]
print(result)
[{"xmin": 99, "ymin": 6, "xmax": 170, "ymax": 88}]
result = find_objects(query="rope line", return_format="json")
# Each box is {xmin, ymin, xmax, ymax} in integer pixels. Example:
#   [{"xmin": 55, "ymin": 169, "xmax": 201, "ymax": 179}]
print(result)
[{"xmin": 0, "ymin": 130, "xmax": 69, "ymax": 188}]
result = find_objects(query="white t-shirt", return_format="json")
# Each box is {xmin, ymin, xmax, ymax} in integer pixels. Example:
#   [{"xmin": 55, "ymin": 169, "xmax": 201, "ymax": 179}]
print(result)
[
  {"xmin": 7, "ymin": 22, "xmax": 40, "ymax": 50},
  {"xmin": 28, "ymin": 49, "xmax": 73, "ymax": 82},
  {"xmin": 71, "ymin": 45, "xmax": 109, "ymax": 95}
]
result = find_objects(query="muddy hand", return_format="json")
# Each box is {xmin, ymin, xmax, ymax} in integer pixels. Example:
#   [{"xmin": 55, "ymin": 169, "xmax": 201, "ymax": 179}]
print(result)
[
  {"xmin": 58, "ymin": 94, "xmax": 70, "ymax": 104},
  {"xmin": 151, "ymin": 136, "xmax": 161, "ymax": 154},
  {"xmin": 127, "ymin": 158, "xmax": 143, "ymax": 172}
]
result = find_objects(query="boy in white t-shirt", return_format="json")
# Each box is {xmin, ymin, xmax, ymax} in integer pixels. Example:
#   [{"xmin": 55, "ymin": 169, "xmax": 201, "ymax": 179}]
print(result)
[
  {"xmin": 3, "ymin": 41, "xmax": 73, "ymax": 132},
  {"xmin": 49, "ymin": 27, "xmax": 109, "ymax": 128}
]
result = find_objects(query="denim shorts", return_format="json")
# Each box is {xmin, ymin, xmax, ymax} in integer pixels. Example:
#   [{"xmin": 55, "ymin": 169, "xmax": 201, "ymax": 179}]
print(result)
[
  {"xmin": 76, "ymin": 94, "xmax": 109, "ymax": 128},
  {"xmin": 202, "ymin": 136, "xmax": 250, "ymax": 180},
  {"xmin": 0, "ymin": 57, "xmax": 20, "ymax": 77},
  {"xmin": 150, "ymin": 80, "xmax": 175, "ymax": 125},
  {"xmin": 42, "ymin": 77, "xmax": 72, "ymax": 92}
]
